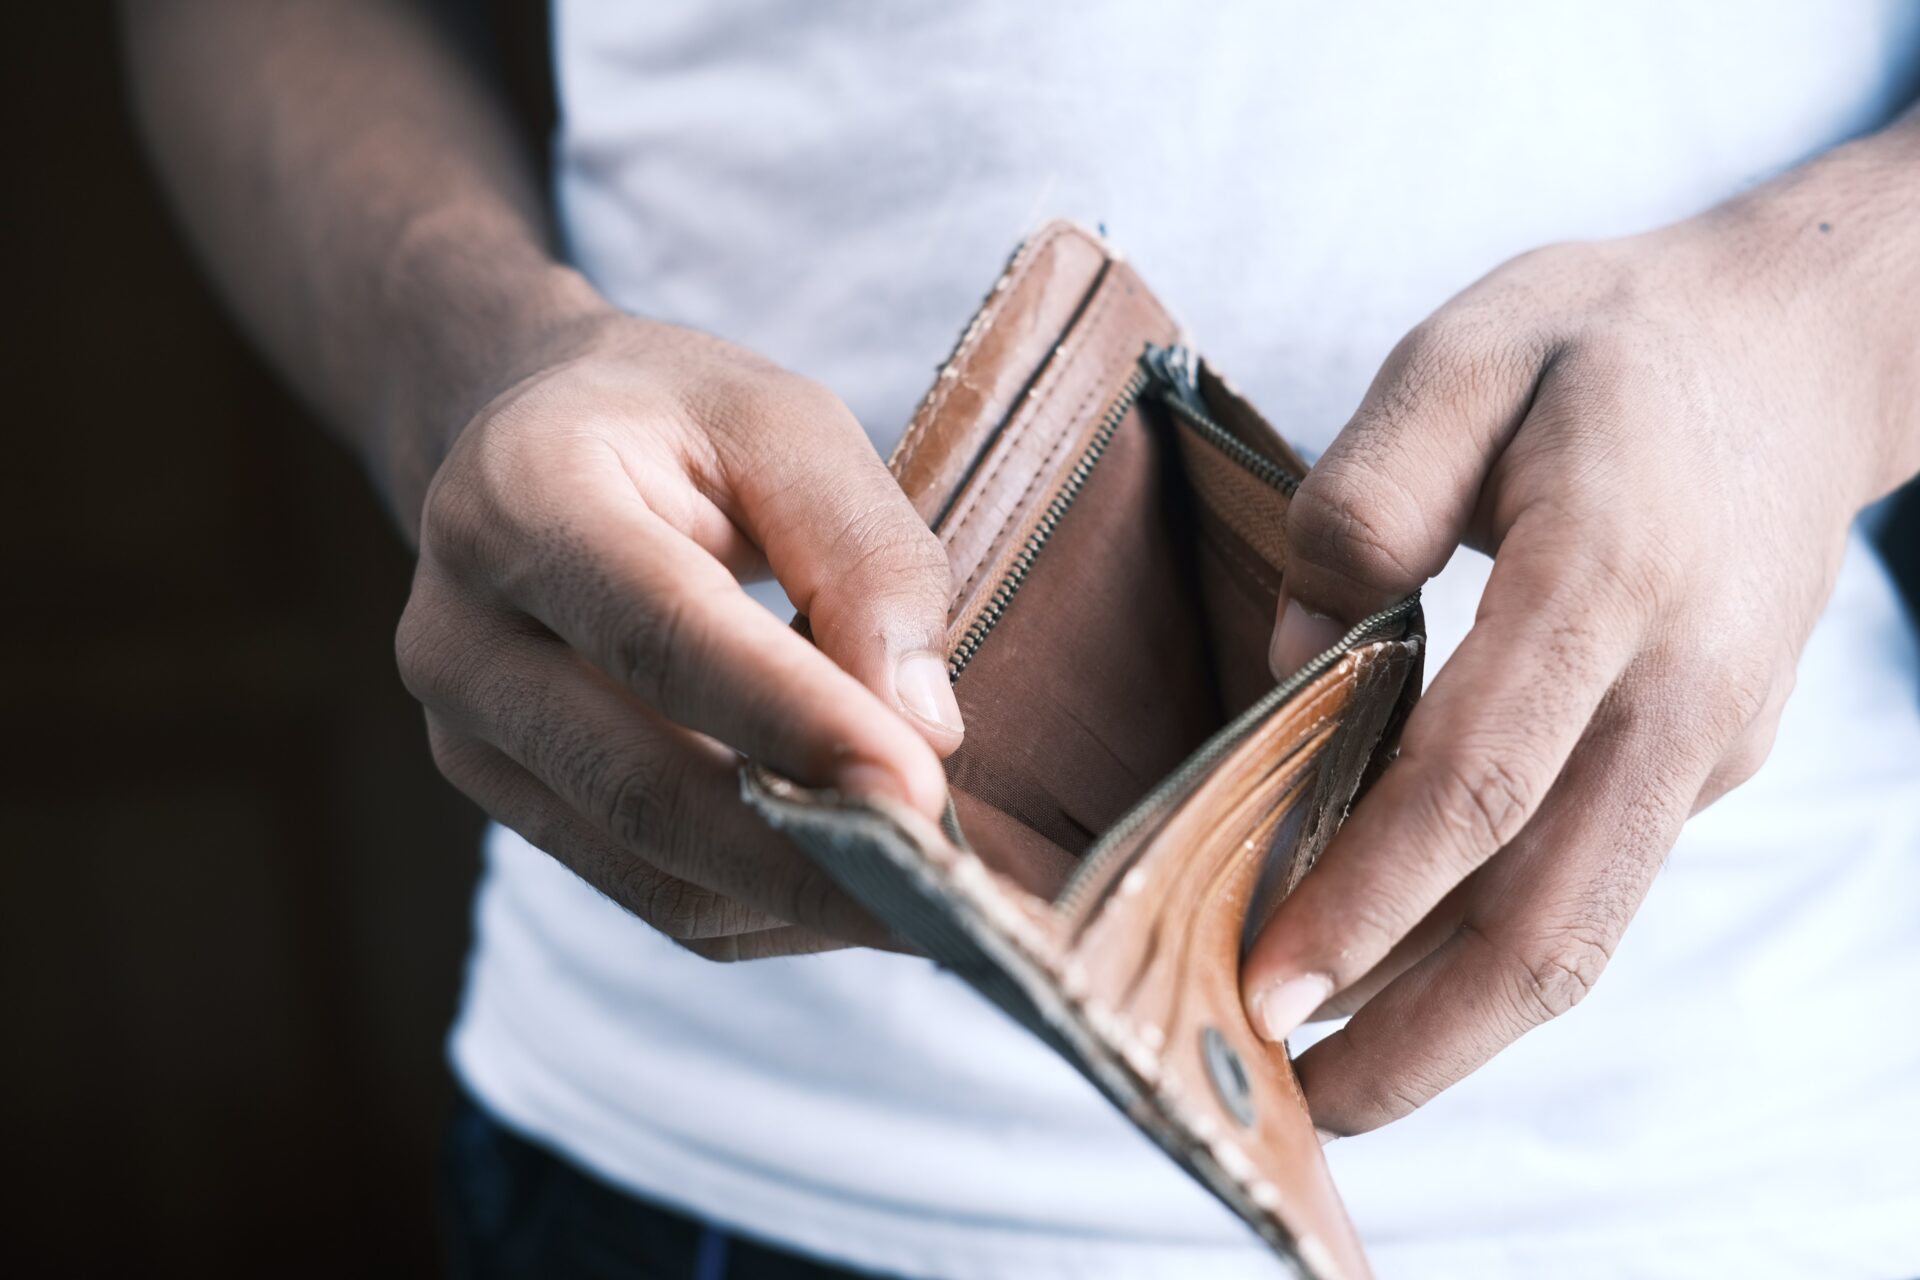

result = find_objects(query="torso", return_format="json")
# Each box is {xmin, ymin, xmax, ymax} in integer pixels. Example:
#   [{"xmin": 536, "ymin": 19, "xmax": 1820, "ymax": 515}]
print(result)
[{"xmin": 449, "ymin": 5, "xmax": 1920, "ymax": 1276}]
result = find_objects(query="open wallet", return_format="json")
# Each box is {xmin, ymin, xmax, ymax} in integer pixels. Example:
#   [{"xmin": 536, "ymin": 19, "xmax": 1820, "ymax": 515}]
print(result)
[{"xmin": 741, "ymin": 221, "xmax": 1424, "ymax": 1280}]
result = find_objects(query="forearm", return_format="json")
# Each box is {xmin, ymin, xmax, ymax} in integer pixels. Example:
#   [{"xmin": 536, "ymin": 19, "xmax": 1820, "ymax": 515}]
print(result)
[{"xmin": 121, "ymin": 0, "xmax": 607, "ymax": 537}]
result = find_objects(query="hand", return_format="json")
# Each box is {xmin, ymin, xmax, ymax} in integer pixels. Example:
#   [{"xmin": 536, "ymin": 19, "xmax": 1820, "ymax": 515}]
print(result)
[
  {"xmin": 1243, "ymin": 136, "xmax": 1920, "ymax": 1136},
  {"xmin": 396, "ymin": 306, "xmax": 965, "ymax": 959}
]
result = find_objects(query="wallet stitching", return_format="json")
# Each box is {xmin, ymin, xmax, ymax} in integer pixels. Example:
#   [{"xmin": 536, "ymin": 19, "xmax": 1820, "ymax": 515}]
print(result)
[
  {"xmin": 892, "ymin": 223, "xmax": 1074, "ymax": 480},
  {"xmin": 893, "ymin": 230, "xmax": 1055, "ymax": 476},
  {"xmin": 947, "ymin": 280, "xmax": 1134, "ymax": 601},
  {"xmin": 943, "ymin": 272, "xmax": 1124, "ymax": 556}
]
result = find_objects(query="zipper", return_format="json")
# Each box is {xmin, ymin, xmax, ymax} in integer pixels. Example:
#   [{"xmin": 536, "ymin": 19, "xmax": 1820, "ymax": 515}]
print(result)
[
  {"xmin": 1053, "ymin": 594, "xmax": 1420, "ymax": 919},
  {"xmin": 946, "ymin": 361, "xmax": 1153, "ymax": 679},
  {"xmin": 1141, "ymin": 344, "xmax": 1301, "ymax": 496},
  {"xmin": 946, "ymin": 344, "xmax": 1297, "ymax": 681},
  {"xmin": 935, "ymin": 338, "xmax": 1402, "ymax": 917}
]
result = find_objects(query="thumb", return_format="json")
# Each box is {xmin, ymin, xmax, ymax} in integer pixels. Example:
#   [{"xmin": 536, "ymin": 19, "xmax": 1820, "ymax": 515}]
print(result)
[
  {"xmin": 1272, "ymin": 317, "xmax": 1545, "ymax": 676},
  {"xmin": 723, "ymin": 375, "xmax": 965, "ymax": 759}
]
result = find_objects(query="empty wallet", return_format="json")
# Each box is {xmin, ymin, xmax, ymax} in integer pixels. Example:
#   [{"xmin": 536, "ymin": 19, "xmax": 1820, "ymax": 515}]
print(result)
[{"xmin": 742, "ymin": 220, "xmax": 1424, "ymax": 1280}]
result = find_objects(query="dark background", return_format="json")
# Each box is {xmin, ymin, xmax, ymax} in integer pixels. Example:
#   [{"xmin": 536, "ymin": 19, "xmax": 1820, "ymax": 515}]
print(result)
[
  {"xmin": 3, "ymin": 5, "xmax": 1916, "ymax": 1280},
  {"xmin": 2, "ymin": 4, "xmax": 549, "ymax": 1276}
]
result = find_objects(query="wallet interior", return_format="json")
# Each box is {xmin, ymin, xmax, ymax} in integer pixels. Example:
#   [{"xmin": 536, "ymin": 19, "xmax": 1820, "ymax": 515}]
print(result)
[
  {"xmin": 746, "ymin": 224, "xmax": 1420, "ymax": 1279},
  {"xmin": 942, "ymin": 346, "xmax": 1309, "ymax": 901}
]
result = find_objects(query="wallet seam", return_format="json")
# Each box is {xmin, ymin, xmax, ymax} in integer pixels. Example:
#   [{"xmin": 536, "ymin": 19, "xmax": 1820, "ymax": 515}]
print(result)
[
  {"xmin": 946, "ymin": 276, "xmax": 1136, "ymax": 602},
  {"xmin": 891, "ymin": 221, "xmax": 1079, "ymax": 481}
]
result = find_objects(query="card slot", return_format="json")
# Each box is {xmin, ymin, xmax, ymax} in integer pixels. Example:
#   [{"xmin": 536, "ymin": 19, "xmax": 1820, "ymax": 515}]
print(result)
[
  {"xmin": 1171, "ymin": 416, "xmax": 1294, "ymax": 575},
  {"xmin": 944, "ymin": 395, "xmax": 1221, "ymax": 871},
  {"xmin": 942, "ymin": 388, "xmax": 1297, "ymax": 891}
]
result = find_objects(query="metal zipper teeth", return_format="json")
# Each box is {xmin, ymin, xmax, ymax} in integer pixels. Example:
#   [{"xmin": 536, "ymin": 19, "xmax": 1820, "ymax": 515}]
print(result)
[
  {"xmin": 1158, "ymin": 393, "xmax": 1301, "ymax": 495},
  {"xmin": 1053, "ymin": 594, "xmax": 1422, "ymax": 919},
  {"xmin": 945, "ymin": 345, "xmax": 1289, "ymax": 682},
  {"xmin": 946, "ymin": 363, "xmax": 1153, "ymax": 681},
  {"xmin": 1141, "ymin": 341, "xmax": 1301, "ymax": 495}
]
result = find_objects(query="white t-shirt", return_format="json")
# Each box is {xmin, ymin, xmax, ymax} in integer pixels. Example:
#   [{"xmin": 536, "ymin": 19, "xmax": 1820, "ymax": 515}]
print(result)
[{"xmin": 450, "ymin": 4, "xmax": 1920, "ymax": 1276}]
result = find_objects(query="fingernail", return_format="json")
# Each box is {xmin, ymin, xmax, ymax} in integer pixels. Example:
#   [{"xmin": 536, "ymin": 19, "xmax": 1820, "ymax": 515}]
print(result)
[
  {"xmin": 1314, "ymin": 1127, "xmax": 1341, "ymax": 1147},
  {"xmin": 1269, "ymin": 594, "xmax": 1347, "ymax": 680},
  {"xmin": 895, "ymin": 650, "xmax": 964, "ymax": 736},
  {"xmin": 1250, "ymin": 972, "xmax": 1333, "ymax": 1043}
]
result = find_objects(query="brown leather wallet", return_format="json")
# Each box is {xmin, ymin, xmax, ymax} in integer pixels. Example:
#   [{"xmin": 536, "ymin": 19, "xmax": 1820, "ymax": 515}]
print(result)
[{"xmin": 743, "ymin": 221, "xmax": 1423, "ymax": 1280}]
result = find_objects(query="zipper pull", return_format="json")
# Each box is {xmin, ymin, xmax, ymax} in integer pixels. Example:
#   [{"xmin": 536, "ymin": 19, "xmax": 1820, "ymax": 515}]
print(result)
[{"xmin": 1141, "ymin": 343, "xmax": 1208, "ymax": 416}]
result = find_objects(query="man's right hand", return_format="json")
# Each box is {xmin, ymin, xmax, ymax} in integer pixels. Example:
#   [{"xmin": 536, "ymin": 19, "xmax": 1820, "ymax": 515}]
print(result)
[
  {"xmin": 123, "ymin": 0, "xmax": 959, "ymax": 959},
  {"xmin": 395, "ymin": 307, "xmax": 965, "ymax": 960}
]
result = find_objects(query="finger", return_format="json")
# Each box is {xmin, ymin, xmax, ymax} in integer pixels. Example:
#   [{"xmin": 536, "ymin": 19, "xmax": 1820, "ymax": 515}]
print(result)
[
  {"xmin": 1308, "ymin": 877, "xmax": 1475, "ymax": 1021},
  {"xmin": 1294, "ymin": 699, "xmax": 1709, "ymax": 1135},
  {"xmin": 1272, "ymin": 308, "xmax": 1554, "ymax": 675},
  {"xmin": 433, "ymin": 721, "xmax": 854, "ymax": 961},
  {"xmin": 708, "ymin": 375, "xmax": 965, "ymax": 755},
  {"xmin": 424, "ymin": 718, "xmax": 784, "ymax": 940},
  {"xmin": 468, "ymin": 457, "xmax": 949, "ymax": 817},
  {"xmin": 1694, "ymin": 674, "xmax": 1790, "ymax": 813},
  {"xmin": 1244, "ymin": 498, "xmax": 1653, "ymax": 1043},
  {"xmin": 684, "ymin": 926, "xmax": 850, "ymax": 962},
  {"xmin": 689, "ymin": 922, "xmax": 924, "ymax": 962},
  {"xmin": 405, "ymin": 593, "xmax": 898, "ymax": 946}
]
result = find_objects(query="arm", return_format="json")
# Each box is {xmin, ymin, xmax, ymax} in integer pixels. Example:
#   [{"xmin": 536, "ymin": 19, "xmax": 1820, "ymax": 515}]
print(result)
[
  {"xmin": 1245, "ymin": 110, "xmax": 1920, "ymax": 1135},
  {"xmin": 122, "ymin": 0, "xmax": 589, "ymax": 529},
  {"xmin": 123, "ymin": 0, "xmax": 966, "ymax": 957}
]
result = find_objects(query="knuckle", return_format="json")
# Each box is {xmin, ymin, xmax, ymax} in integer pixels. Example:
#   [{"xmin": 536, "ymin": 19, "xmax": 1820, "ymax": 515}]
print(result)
[
  {"xmin": 1522, "ymin": 935, "xmax": 1610, "ymax": 1020},
  {"xmin": 393, "ymin": 594, "xmax": 444, "ymax": 704},
  {"xmin": 1574, "ymin": 522, "xmax": 1686, "ymax": 619},
  {"xmin": 395, "ymin": 580, "xmax": 527, "ymax": 719},
  {"xmin": 610, "ymin": 589, "xmax": 695, "ymax": 709},
  {"xmin": 1385, "ymin": 309, "xmax": 1544, "ymax": 416},
  {"xmin": 770, "ymin": 859, "xmax": 845, "ymax": 933},
  {"xmin": 1656, "ymin": 648, "xmax": 1777, "ymax": 760},
  {"xmin": 779, "ymin": 373, "xmax": 854, "ymax": 424},
  {"xmin": 1288, "ymin": 465, "xmax": 1425, "ymax": 595},
  {"xmin": 417, "ymin": 472, "xmax": 477, "ymax": 558},
  {"xmin": 1370, "ymin": 1071, "xmax": 1445, "ymax": 1126},
  {"xmin": 599, "ymin": 747, "xmax": 689, "ymax": 856},
  {"xmin": 1489, "ymin": 922, "xmax": 1612, "ymax": 1024},
  {"xmin": 1388, "ymin": 315, "xmax": 1475, "ymax": 400},
  {"xmin": 821, "ymin": 514, "xmax": 952, "ymax": 620},
  {"xmin": 1714, "ymin": 738, "xmax": 1771, "ymax": 791},
  {"xmin": 721, "ymin": 370, "xmax": 853, "ymax": 438},
  {"xmin": 421, "ymin": 438, "xmax": 530, "ymax": 569},
  {"xmin": 837, "ymin": 503, "xmax": 947, "ymax": 585},
  {"xmin": 615, "ymin": 862, "xmax": 708, "ymax": 939},
  {"xmin": 1704, "ymin": 666, "xmax": 1774, "ymax": 740},
  {"xmin": 424, "ymin": 720, "xmax": 469, "ymax": 785},
  {"xmin": 1416, "ymin": 747, "xmax": 1539, "ymax": 856},
  {"xmin": 1694, "ymin": 680, "xmax": 1781, "ymax": 796}
]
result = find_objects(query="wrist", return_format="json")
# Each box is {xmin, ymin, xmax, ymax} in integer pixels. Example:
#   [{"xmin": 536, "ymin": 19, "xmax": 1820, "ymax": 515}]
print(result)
[
  {"xmin": 1694, "ymin": 123, "xmax": 1920, "ymax": 503},
  {"xmin": 372, "ymin": 220, "xmax": 616, "ymax": 538}
]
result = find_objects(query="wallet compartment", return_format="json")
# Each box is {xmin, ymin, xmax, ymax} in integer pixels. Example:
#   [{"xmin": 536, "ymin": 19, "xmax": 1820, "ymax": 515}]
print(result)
[{"xmin": 743, "ymin": 222, "xmax": 1424, "ymax": 1280}]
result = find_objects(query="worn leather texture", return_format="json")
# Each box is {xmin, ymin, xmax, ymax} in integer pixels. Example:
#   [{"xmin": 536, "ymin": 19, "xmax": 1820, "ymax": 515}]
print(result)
[{"xmin": 743, "ymin": 222, "xmax": 1424, "ymax": 1280}]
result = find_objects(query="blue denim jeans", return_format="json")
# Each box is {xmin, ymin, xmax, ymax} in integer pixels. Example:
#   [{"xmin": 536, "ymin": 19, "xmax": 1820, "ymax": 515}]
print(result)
[{"xmin": 439, "ymin": 1090, "xmax": 891, "ymax": 1279}]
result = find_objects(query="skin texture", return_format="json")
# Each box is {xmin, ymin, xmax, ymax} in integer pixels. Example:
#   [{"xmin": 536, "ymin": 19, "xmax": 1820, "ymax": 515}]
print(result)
[
  {"xmin": 124, "ymin": 1, "xmax": 1920, "ymax": 1124},
  {"xmin": 1244, "ymin": 127, "xmax": 1920, "ymax": 1137},
  {"xmin": 121, "ymin": 0, "xmax": 961, "ymax": 958}
]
